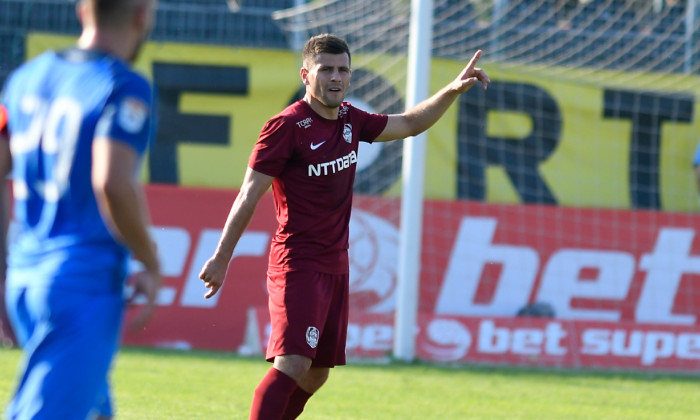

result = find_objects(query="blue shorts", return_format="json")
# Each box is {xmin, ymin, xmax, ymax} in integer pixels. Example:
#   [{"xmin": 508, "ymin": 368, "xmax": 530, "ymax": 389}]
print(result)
[{"xmin": 4, "ymin": 284, "xmax": 124, "ymax": 420}]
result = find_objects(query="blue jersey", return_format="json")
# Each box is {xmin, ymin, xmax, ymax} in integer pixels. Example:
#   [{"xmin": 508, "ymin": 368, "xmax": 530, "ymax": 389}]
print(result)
[{"xmin": 1, "ymin": 48, "xmax": 153, "ymax": 292}]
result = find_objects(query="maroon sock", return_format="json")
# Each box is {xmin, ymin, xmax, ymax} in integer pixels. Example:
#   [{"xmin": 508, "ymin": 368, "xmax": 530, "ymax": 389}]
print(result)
[
  {"xmin": 281, "ymin": 386, "xmax": 313, "ymax": 420},
  {"xmin": 250, "ymin": 368, "xmax": 298, "ymax": 420}
]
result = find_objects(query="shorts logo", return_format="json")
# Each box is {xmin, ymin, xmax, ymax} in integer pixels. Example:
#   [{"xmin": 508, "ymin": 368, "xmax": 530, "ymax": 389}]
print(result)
[
  {"xmin": 306, "ymin": 326, "xmax": 319, "ymax": 349},
  {"xmin": 343, "ymin": 124, "xmax": 352, "ymax": 143}
]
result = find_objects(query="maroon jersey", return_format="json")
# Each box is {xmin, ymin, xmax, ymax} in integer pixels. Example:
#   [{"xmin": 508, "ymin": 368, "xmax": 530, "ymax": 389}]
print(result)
[{"xmin": 250, "ymin": 100, "xmax": 388, "ymax": 274}]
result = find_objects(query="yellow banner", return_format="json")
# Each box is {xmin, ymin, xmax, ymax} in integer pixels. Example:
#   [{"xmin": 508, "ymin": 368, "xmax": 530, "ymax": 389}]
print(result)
[{"xmin": 25, "ymin": 33, "xmax": 700, "ymax": 211}]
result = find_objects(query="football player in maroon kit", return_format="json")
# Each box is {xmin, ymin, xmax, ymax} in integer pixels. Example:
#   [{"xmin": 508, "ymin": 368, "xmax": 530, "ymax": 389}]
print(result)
[{"xmin": 199, "ymin": 33, "xmax": 489, "ymax": 420}]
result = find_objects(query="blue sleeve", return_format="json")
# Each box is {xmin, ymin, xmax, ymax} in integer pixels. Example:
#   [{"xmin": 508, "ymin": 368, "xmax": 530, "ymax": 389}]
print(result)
[
  {"xmin": 95, "ymin": 73, "xmax": 153, "ymax": 156},
  {"xmin": 694, "ymin": 140, "xmax": 700, "ymax": 167}
]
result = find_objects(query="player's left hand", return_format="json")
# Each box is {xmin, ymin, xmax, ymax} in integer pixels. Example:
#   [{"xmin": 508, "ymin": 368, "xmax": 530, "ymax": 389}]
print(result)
[
  {"xmin": 454, "ymin": 50, "xmax": 490, "ymax": 92},
  {"xmin": 199, "ymin": 255, "xmax": 228, "ymax": 299},
  {"xmin": 126, "ymin": 268, "xmax": 162, "ymax": 331}
]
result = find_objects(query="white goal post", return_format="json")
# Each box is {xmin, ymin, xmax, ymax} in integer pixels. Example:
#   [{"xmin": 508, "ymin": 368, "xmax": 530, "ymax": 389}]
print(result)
[{"xmin": 394, "ymin": 0, "xmax": 434, "ymax": 362}]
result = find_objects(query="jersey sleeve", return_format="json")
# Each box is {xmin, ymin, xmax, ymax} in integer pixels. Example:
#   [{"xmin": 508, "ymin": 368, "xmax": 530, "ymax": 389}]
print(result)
[
  {"xmin": 95, "ymin": 73, "xmax": 153, "ymax": 156},
  {"xmin": 355, "ymin": 106, "xmax": 388, "ymax": 144},
  {"xmin": 248, "ymin": 116, "xmax": 295, "ymax": 178}
]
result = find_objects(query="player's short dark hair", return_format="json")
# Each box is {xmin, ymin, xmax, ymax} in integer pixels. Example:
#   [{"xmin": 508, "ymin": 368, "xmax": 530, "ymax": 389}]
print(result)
[
  {"xmin": 302, "ymin": 34, "xmax": 351, "ymax": 67},
  {"xmin": 86, "ymin": 0, "xmax": 146, "ymax": 28}
]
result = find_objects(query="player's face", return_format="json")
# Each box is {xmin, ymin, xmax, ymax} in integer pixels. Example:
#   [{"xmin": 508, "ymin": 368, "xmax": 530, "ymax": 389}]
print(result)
[{"xmin": 302, "ymin": 52, "xmax": 352, "ymax": 110}]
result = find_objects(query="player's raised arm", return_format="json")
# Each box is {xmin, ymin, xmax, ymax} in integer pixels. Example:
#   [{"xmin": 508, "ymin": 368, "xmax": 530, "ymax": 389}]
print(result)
[
  {"xmin": 199, "ymin": 167, "xmax": 274, "ymax": 299},
  {"xmin": 374, "ymin": 49, "xmax": 489, "ymax": 142}
]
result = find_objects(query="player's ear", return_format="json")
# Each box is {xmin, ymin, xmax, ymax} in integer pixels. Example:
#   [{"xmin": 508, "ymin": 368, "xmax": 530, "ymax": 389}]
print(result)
[
  {"xmin": 133, "ymin": 5, "xmax": 146, "ymax": 30},
  {"xmin": 133, "ymin": 1, "xmax": 153, "ymax": 34},
  {"xmin": 300, "ymin": 67, "xmax": 309, "ymax": 85},
  {"xmin": 75, "ymin": 0, "xmax": 87, "ymax": 25}
]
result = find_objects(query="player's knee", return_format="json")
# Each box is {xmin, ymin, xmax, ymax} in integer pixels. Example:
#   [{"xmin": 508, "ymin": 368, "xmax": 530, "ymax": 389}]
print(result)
[
  {"xmin": 273, "ymin": 354, "xmax": 312, "ymax": 381},
  {"xmin": 298, "ymin": 367, "xmax": 329, "ymax": 393}
]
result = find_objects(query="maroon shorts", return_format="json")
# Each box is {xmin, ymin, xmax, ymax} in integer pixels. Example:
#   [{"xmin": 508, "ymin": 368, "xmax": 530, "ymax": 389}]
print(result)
[{"xmin": 265, "ymin": 270, "xmax": 349, "ymax": 367}]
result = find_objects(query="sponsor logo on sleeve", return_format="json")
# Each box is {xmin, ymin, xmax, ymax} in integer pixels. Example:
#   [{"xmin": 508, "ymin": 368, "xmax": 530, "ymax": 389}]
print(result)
[{"xmin": 118, "ymin": 96, "xmax": 148, "ymax": 134}]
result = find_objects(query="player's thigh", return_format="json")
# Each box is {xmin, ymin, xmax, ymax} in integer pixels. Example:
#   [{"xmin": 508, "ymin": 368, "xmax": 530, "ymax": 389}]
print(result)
[
  {"xmin": 312, "ymin": 272, "xmax": 349, "ymax": 367},
  {"xmin": 266, "ymin": 271, "xmax": 333, "ymax": 358},
  {"xmin": 9, "ymin": 286, "xmax": 124, "ymax": 420},
  {"xmin": 266, "ymin": 271, "xmax": 348, "ymax": 366}
]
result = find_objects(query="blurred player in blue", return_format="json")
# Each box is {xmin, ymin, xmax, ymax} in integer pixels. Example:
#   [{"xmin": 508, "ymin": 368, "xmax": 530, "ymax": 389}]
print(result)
[{"xmin": 0, "ymin": 0, "xmax": 161, "ymax": 419}]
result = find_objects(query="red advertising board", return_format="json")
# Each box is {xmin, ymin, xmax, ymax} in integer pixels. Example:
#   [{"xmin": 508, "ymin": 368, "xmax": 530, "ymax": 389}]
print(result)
[
  {"xmin": 245, "ymin": 308, "xmax": 700, "ymax": 371},
  {"xmin": 121, "ymin": 185, "xmax": 700, "ymax": 371},
  {"xmin": 123, "ymin": 185, "xmax": 275, "ymax": 350}
]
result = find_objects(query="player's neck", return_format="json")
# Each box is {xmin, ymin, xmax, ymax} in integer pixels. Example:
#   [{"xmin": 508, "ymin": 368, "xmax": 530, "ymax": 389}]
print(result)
[
  {"xmin": 303, "ymin": 95, "xmax": 339, "ymax": 120},
  {"xmin": 77, "ymin": 27, "xmax": 133, "ymax": 63}
]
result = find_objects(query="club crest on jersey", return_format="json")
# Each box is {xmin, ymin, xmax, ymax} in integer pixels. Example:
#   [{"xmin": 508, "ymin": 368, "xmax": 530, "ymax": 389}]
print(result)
[
  {"xmin": 306, "ymin": 326, "xmax": 319, "ymax": 349},
  {"xmin": 343, "ymin": 124, "xmax": 352, "ymax": 143},
  {"xmin": 118, "ymin": 96, "xmax": 148, "ymax": 134}
]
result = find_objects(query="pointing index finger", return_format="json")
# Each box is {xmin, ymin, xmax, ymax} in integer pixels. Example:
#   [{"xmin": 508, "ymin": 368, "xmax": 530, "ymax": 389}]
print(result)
[{"xmin": 466, "ymin": 50, "xmax": 482, "ymax": 72}]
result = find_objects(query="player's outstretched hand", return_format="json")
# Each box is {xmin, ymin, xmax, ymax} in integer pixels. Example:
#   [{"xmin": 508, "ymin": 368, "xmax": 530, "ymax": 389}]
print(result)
[
  {"xmin": 199, "ymin": 255, "xmax": 228, "ymax": 299},
  {"xmin": 454, "ymin": 50, "xmax": 490, "ymax": 93},
  {"xmin": 127, "ymin": 269, "xmax": 162, "ymax": 331}
]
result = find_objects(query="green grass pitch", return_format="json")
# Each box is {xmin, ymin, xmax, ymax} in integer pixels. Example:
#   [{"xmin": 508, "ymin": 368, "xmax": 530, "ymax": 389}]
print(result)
[{"xmin": 0, "ymin": 346, "xmax": 697, "ymax": 419}]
